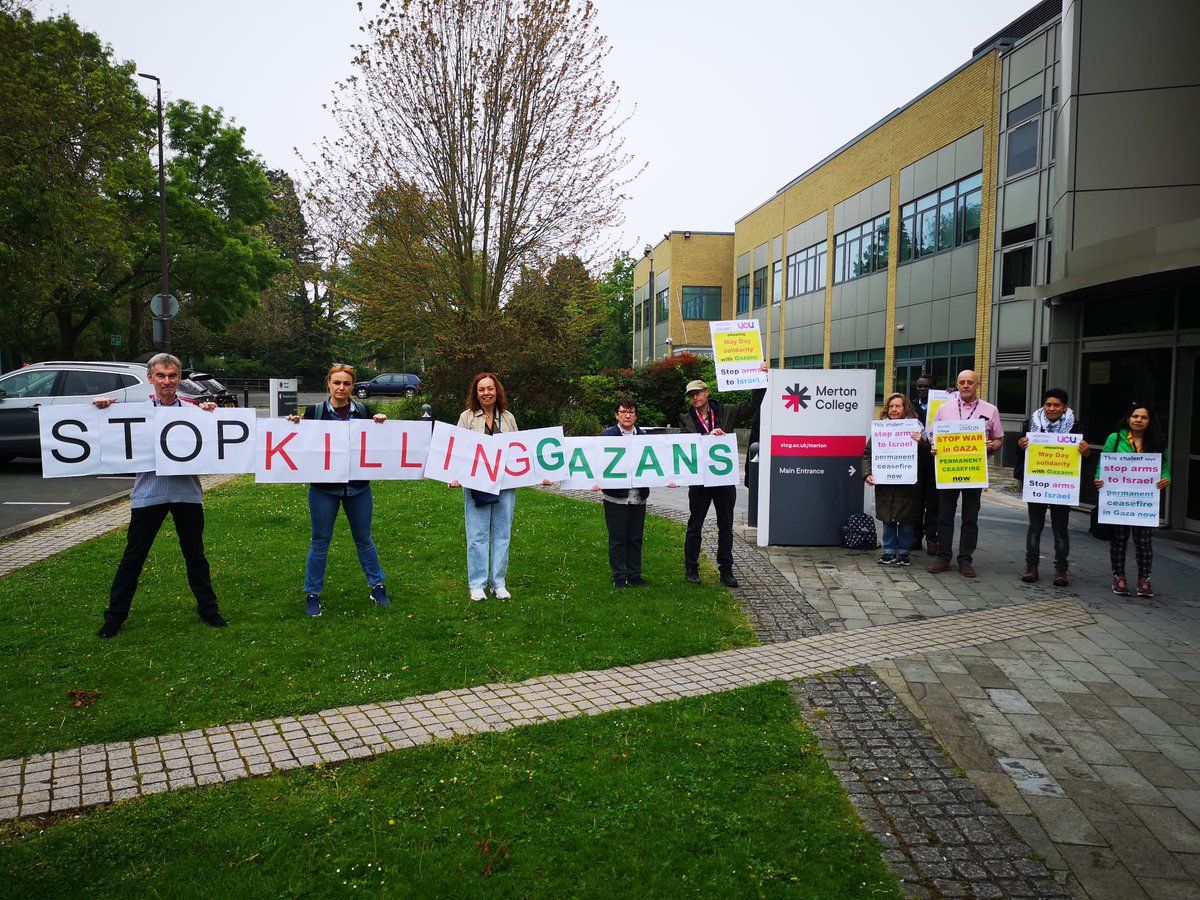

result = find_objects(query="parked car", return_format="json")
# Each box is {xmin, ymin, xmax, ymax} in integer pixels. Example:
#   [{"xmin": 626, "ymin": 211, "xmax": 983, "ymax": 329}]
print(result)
[
  {"xmin": 182, "ymin": 371, "xmax": 237, "ymax": 407},
  {"xmin": 354, "ymin": 373, "xmax": 423, "ymax": 399},
  {"xmin": 0, "ymin": 361, "xmax": 152, "ymax": 462}
]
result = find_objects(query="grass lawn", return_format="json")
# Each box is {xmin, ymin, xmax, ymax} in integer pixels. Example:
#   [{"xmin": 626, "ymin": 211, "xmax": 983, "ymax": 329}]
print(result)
[
  {"xmin": 0, "ymin": 478, "xmax": 754, "ymax": 758},
  {"xmin": 0, "ymin": 684, "xmax": 901, "ymax": 898},
  {"xmin": 0, "ymin": 479, "xmax": 902, "ymax": 897}
]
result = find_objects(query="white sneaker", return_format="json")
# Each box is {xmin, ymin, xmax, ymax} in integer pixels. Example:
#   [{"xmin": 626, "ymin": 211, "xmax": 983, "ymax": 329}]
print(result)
[
  {"xmin": 493, "ymin": 585, "xmax": 512, "ymax": 601},
  {"xmin": 469, "ymin": 588, "xmax": 487, "ymax": 601}
]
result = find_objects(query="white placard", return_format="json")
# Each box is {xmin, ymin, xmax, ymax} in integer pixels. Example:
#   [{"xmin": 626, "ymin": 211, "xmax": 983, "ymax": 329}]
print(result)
[
  {"xmin": 154, "ymin": 406, "xmax": 257, "ymax": 475},
  {"xmin": 254, "ymin": 420, "xmax": 350, "ymax": 484},
  {"xmin": 1097, "ymin": 452, "xmax": 1161, "ymax": 526},
  {"xmin": 869, "ymin": 418, "xmax": 920, "ymax": 484},
  {"xmin": 348, "ymin": 420, "xmax": 431, "ymax": 480}
]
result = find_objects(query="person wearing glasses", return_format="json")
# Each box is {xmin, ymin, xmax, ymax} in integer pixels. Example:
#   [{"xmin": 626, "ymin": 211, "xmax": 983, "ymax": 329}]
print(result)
[
  {"xmin": 595, "ymin": 396, "xmax": 650, "ymax": 588},
  {"xmin": 286, "ymin": 364, "xmax": 390, "ymax": 617}
]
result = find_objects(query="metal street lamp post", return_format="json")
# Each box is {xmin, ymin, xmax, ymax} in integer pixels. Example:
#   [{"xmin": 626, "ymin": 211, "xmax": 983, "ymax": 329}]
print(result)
[{"xmin": 138, "ymin": 72, "xmax": 170, "ymax": 352}]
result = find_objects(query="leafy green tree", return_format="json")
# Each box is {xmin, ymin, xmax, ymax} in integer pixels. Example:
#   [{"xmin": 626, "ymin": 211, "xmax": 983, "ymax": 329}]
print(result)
[
  {"xmin": 0, "ymin": 9, "xmax": 153, "ymax": 360},
  {"xmin": 587, "ymin": 250, "xmax": 634, "ymax": 371},
  {"xmin": 0, "ymin": 9, "xmax": 284, "ymax": 362}
]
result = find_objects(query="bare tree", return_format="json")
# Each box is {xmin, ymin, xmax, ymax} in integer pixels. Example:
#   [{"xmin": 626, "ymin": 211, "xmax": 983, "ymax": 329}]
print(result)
[{"xmin": 309, "ymin": 0, "xmax": 638, "ymax": 317}]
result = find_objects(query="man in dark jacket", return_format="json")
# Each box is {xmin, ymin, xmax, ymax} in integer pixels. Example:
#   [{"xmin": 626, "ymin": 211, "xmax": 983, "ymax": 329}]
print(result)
[
  {"xmin": 1014, "ymin": 387, "xmax": 1089, "ymax": 586},
  {"xmin": 598, "ymin": 397, "xmax": 650, "ymax": 588},
  {"xmin": 679, "ymin": 373, "xmax": 767, "ymax": 587}
]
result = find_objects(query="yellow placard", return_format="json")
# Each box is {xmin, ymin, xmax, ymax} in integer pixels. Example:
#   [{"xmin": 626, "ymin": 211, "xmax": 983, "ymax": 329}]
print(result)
[
  {"xmin": 933, "ymin": 423, "xmax": 988, "ymax": 488},
  {"xmin": 712, "ymin": 331, "xmax": 762, "ymax": 362},
  {"xmin": 1025, "ymin": 442, "xmax": 1081, "ymax": 479}
]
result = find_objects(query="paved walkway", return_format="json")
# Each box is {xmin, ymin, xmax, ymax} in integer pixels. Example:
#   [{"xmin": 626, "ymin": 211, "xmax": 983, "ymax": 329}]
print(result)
[{"xmin": 4, "ymin": 473, "xmax": 1200, "ymax": 898}]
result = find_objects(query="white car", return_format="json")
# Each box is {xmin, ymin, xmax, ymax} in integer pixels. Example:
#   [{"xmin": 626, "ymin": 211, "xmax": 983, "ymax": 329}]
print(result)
[{"xmin": 0, "ymin": 361, "xmax": 152, "ymax": 462}]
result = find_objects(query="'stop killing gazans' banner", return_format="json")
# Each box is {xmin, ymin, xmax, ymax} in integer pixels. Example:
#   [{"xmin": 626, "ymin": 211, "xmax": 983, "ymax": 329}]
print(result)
[
  {"xmin": 757, "ymin": 369, "xmax": 875, "ymax": 546},
  {"xmin": 36, "ymin": 404, "xmax": 740, "ymax": 493}
]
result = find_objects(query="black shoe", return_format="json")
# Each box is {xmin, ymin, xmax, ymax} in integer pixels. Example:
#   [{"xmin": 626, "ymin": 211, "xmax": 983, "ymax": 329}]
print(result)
[
  {"xmin": 97, "ymin": 621, "xmax": 122, "ymax": 639},
  {"xmin": 201, "ymin": 612, "xmax": 228, "ymax": 628},
  {"xmin": 720, "ymin": 572, "xmax": 739, "ymax": 588},
  {"xmin": 613, "ymin": 577, "xmax": 627, "ymax": 588},
  {"xmin": 626, "ymin": 575, "xmax": 647, "ymax": 587},
  {"xmin": 685, "ymin": 570, "xmax": 701, "ymax": 584}
]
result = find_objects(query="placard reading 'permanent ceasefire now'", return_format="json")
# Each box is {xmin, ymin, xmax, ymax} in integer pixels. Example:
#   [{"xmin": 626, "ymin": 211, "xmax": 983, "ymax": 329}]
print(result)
[{"xmin": 37, "ymin": 405, "xmax": 740, "ymax": 493}]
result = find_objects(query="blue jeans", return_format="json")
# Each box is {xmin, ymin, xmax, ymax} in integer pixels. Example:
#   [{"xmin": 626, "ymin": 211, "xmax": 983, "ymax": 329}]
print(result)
[
  {"xmin": 303, "ymin": 486, "xmax": 385, "ymax": 594},
  {"xmin": 463, "ymin": 488, "xmax": 515, "ymax": 589},
  {"xmin": 881, "ymin": 521, "xmax": 914, "ymax": 557}
]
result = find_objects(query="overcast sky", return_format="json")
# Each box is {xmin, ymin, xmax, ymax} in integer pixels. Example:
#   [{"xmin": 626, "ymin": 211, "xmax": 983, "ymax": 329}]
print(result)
[{"xmin": 36, "ymin": 0, "xmax": 1037, "ymax": 263}]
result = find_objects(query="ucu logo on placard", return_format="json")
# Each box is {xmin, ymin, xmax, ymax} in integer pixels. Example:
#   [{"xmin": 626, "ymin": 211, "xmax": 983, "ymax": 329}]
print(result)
[
  {"xmin": 735, "ymin": 321, "xmax": 756, "ymax": 329},
  {"xmin": 1056, "ymin": 436, "xmax": 1075, "ymax": 443}
]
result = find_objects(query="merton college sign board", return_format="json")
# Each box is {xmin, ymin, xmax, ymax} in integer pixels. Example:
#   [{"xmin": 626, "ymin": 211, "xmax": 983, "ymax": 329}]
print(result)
[{"xmin": 757, "ymin": 369, "xmax": 875, "ymax": 546}]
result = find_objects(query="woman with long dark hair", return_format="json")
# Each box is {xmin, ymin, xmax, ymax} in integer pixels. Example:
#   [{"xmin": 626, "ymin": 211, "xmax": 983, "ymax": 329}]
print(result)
[{"xmin": 1094, "ymin": 402, "xmax": 1171, "ymax": 598}]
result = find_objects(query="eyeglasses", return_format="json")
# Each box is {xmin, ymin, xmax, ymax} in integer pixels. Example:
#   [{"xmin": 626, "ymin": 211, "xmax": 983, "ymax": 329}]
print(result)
[
  {"xmin": 617, "ymin": 409, "xmax": 637, "ymax": 415},
  {"xmin": 330, "ymin": 364, "xmax": 356, "ymax": 373}
]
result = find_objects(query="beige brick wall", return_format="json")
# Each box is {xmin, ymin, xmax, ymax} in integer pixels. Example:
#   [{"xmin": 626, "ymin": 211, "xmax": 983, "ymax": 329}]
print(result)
[
  {"xmin": 634, "ymin": 232, "xmax": 735, "ymax": 359},
  {"xmin": 734, "ymin": 53, "xmax": 1001, "ymax": 392}
]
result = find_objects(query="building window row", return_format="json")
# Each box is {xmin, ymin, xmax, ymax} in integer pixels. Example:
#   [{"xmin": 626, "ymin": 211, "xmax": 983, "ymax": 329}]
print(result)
[
  {"xmin": 753, "ymin": 266, "xmax": 769, "ymax": 309},
  {"xmin": 736, "ymin": 274, "xmax": 750, "ymax": 314},
  {"xmin": 833, "ymin": 214, "xmax": 889, "ymax": 284},
  {"xmin": 681, "ymin": 286, "xmax": 722, "ymax": 320},
  {"xmin": 830, "ymin": 347, "xmax": 885, "ymax": 401},
  {"xmin": 786, "ymin": 240, "xmax": 828, "ymax": 297},
  {"xmin": 898, "ymin": 172, "xmax": 982, "ymax": 264},
  {"xmin": 783, "ymin": 354, "xmax": 823, "ymax": 368}
]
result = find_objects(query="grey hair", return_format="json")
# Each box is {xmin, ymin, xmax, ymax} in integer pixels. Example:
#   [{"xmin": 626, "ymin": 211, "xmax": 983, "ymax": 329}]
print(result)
[{"xmin": 146, "ymin": 352, "xmax": 182, "ymax": 373}]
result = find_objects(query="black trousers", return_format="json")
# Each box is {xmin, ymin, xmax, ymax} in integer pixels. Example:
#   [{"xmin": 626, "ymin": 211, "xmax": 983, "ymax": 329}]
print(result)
[
  {"xmin": 1026, "ymin": 503, "xmax": 1070, "ymax": 569},
  {"xmin": 936, "ymin": 488, "xmax": 982, "ymax": 564},
  {"xmin": 685, "ymin": 485, "xmax": 736, "ymax": 574},
  {"xmin": 603, "ymin": 501, "xmax": 646, "ymax": 581},
  {"xmin": 105, "ymin": 503, "xmax": 219, "ymax": 626},
  {"xmin": 918, "ymin": 450, "xmax": 939, "ymax": 542}
]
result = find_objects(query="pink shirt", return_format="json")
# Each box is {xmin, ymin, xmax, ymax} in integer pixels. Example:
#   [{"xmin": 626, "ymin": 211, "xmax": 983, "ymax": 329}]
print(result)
[{"xmin": 932, "ymin": 395, "xmax": 1004, "ymax": 441}]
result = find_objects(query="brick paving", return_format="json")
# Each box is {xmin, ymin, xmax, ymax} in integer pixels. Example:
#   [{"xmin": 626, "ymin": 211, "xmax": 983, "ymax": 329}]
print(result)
[
  {"xmin": 6, "ymin": 472, "xmax": 1200, "ymax": 897},
  {"xmin": 0, "ymin": 597, "xmax": 1087, "ymax": 825}
]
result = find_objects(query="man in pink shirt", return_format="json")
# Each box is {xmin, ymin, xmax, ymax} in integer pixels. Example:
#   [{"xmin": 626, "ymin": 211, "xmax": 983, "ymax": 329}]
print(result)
[{"xmin": 927, "ymin": 370, "xmax": 1004, "ymax": 578}]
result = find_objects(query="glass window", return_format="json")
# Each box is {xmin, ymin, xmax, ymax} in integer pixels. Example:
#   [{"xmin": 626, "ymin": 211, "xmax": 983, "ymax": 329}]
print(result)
[
  {"xmin": 753, "ymin": 266, "xmax": 768, "ymax": 309},
  {"xmin": 959, "ymin": 189, "xmax": 982, "ymax": 244},
  {"xmin": 772, "ymin": 260, "xmax": 782, "ymax": 305},
  {"xmin": 736, "ymin": 274, "xmax": 750, "ymax": 315},
  {"xmin": 681, "ymin": 286, "xmax": 722, "ymax": 320},
  {"xmin": 1001, "ymin": 246, "xmax": 1034, "ymax": 296},
  {"xmin": 1007, "ymin": 95, "xmax": 1043, "ymax": 127},
  {"xmin": 1007, "ymin": 121, "xmax": 1039, "ymax": 177},
  {"xmin": 835, "ymin": 216, "xmax": 887, "ymax": 283},
  {"xmin": 0, "ymin": 369, "xmax": 59, "ymax": 398},
  {"xmin": 996, "ymin": 369, "xmax": 1028, "ymax": 414},
  {"xmin": 788, "ymin": 241, "xmax": 828, "ymax": 296},
  {"xmin": 61, "ymin": 371, "xmax": 126, "ymax": 396},
  {"xmin": 900, "ymin": 172, "xmax": 983, "ymax": 264},
  {"xmin": 655, "ymin": 287, "xmax": 668, "ymax": 322}
]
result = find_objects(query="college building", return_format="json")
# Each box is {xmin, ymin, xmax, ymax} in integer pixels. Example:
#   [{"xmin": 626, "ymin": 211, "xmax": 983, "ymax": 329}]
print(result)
[{"xmin": 631, "ymin": 0, "xmax": 1200, "ymax": 532}]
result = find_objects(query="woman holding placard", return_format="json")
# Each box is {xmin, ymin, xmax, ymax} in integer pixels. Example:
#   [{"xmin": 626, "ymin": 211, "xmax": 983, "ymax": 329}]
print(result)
[
  {"xmin": 286, "ymin": 364, "xmax": 390, "ymax": 618},
  {"xmin": 863, "ymin": 392, "xmax": 924, "ymax": 566},
  {"xmin": 1094, "ymin": 403, "xmax": 1171, "ymax": 598},
  {"xmin": 454, "ymin": 372, "xmax": 519, "ymax": 602}
]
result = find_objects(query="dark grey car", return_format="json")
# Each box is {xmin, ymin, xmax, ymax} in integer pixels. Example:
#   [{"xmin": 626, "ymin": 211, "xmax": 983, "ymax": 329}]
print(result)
[{"xmin": 354, "ymin": 373, "xmax": 423, "ymax": 399}]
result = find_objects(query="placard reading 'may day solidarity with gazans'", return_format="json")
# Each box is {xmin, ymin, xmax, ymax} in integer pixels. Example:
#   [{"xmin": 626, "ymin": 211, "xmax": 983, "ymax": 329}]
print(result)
[
  {"xmin": 1022, "ymin": 432, "xmax": 1083, "ymax": 505},
  {"xmin": 932, "ymin": 419, "xmax": 988, "ymax": 489},
  {"xmin": 709, "ymin": 319, "xmax": 767, "ymax": 392},
  {"xmin": 1097, "ymin": 452, "xmax": 1162, "ymax": 526}
]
